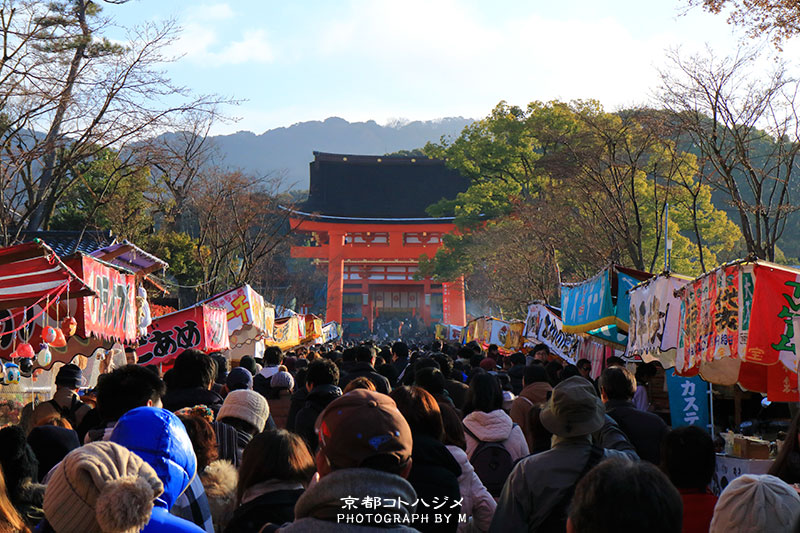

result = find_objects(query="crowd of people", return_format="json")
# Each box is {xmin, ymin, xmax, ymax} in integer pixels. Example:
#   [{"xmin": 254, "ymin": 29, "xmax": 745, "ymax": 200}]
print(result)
[{"xmin": 0, "ymin": 339, "xmax": 797, "ymax": 531}]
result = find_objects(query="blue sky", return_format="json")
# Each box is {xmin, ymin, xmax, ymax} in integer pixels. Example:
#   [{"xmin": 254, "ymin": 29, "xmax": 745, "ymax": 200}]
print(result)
[{"xmin": 107, "ymin": 0, "xmax": 788, "ymax": 135}]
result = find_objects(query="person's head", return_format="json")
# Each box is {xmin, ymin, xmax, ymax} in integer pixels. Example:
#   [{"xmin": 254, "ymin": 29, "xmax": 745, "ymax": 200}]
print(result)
[
  {"xmin": 264, "ymin": 346, "xmax": 283, "ymax": 366},
  {"xmin": 43, "ymin": 441, "xmax": 163, "ymax": 533},
  {"xmin": 109, "ymin": 407, "xmax": 197, "ymax": 510},
  {"xmin": 599, "ymin": 366, "xmax": 636, "ymax": 402},
  {"xmin": 33, "ymin": 414, "xmax": 73, "ymax": 430},
  {"xmin": 488, "ymin": 344, "xmax": 499, "ymax": 356},
  {"xmin": 177, "ymin": 414, "xmax": 218, "ymax": 472},
  {"xmin": 27, "ymin": 426, "xmax": 80, "ymax": 483},
  {"xmin": 238, "ymin": 356, "xmax": 257, "ymax": 375},
  {"xmin": 225, "ymin": 367, "xmax": 253, "ymax": 392},
  {"xmin": 0, "ymin": 466, "xmax": 27, "ymax": 532},
  {"xmin": 568, "ymin": 458, "xmax": 682, "ymax": 533},
  {"xmin": 344, "ymin": 376, "xmax": 376, "ymax": 393},
  {"xmin": 390, "ymin": 386, "xmax": 444, "ymax": 441},
  {"xmin": 540, "ymin": 376, "xmax": 605, "ymax": 438},
  {"xmin": 0, "ymin": 425, "xmax": 38, "ymax": 498},
  {"xmin": 306, "ymin": 358, "xmax": 339, "ymax": 390},
  {"xmin": 439, "ymin": 403, "xmax": 466, "ymax": 449},
  {"xmin": 710, "ymin": 474, "xmax": 800, "ymax": 533},
  {"xmin": 210, "ymin": 352, "xmax": 229, "ymax": 384},
  {"xmin": 532, "ymin": 343, "xmax": 549, "ymax": 361},
  {"xmin": 606, "ymin": 356, "xmax": 625, "ymax": 368},
  {"xmin": 431, "ymin": 340, "xmax": 443, "ymax": 352},
  {"xmin": 377, "ymin": 363, "xmax": 399, "ymax": 387},
  {"xmin": 576, "ymin": 359, "xmax": 592, "ymax": 379},
  {"xmin": 432, "ymin": 353, "xmax": 454, "ymax": 379},
  {"xmin": 661, "ymin": 426, "xmax": 715, "ymax": 490},
  {"xmin": 315, "ymin": 389, "xmax": 412, "ymax": 478},
  {"xmin": 124, "ymin": 346, "xmax": 138, "ymax": 365},
  {"xmin": 218, "ymin": 390, "xmax": 269, "ymax": 436},
  {"xmin": 392, "ymin": 341, "xmax": 409, "ymax": 360},
  {"xmin": 96, "ymin": 364, "xmax": 166, "ymax": 423},
  {"xmin": 170, "ymin": 349, "xmax": 216, "ymax": 389},
  {"xmin": 414, "ymin": 366, "xmax": 446, "ymax": 397},
  {"xmin": 479, "ymin": 357, "xmax": 497, "ymax": 372},
  {"xmin": 55, "ymin": 363, "xmax": 82, "ymax": 391},
  {"xmin": 237, "ymin": 430, "xmax": 315, "ymax": 504},
  {"xmin": 270, "ymin": 370, "xmax": 295, "ymax": 391},
  {"xmin": 355, "ymin": 345, "xmax": 376, "ymax": 364},
  {"xmin": 463, "ymin": 373, "xmax": 503, "ymax": 416},
  {"xmin": 561, "ymin": 365, "xmax": 581, "ymax": 380},
  {"xmin": 523, "ymin": 364, "xmax": 550, "ymax": 387},
  {"xmin": 457, "ymin": 346, "xmax": 475, "ymax": 362},
  {"xmin": 510, "ymin": 352, "xmax": 525, "ymax": 366}
]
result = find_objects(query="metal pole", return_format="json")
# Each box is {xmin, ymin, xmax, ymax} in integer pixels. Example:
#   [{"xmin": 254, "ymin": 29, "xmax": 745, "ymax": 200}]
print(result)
[
  {"xmin": 708, "ymin": 382, "xmax": 715, "ymax": 437},
  {"xmin": 664, "ymin": 203, "xmax": 670, "ymax": 271}
]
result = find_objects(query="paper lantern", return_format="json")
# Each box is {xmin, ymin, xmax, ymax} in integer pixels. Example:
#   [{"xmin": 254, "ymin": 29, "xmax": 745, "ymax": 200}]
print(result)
[
  {"xmin": 14, "ymin": 343, "xmax": 34, "ymax": 359},
  {"xmin": 49, "ymin": 328, "xmax": 67, "ymax": 348},
  {"xmin": 36, "ymin": 345, "xmax": 52, "ymax": 367},
  {"xmin": 42, "ymin": 326, "xmax": 57, "ymax": 344},
  {"xmin": 4, "ymin": 364, "xmax": 20, "ymax": 385},
  {"xmin": 61, "ymin": 317, "xmax": 77, "ymax": 337}
]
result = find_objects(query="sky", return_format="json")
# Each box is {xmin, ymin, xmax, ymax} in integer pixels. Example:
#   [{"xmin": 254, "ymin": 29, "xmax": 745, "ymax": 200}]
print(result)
[{"xmin": 106, "ymin": 0, "xmax": 797, "ymax": 135}]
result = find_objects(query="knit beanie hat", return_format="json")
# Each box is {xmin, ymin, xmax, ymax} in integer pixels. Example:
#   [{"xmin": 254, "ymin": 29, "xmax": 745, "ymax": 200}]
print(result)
[
  {"xmin": 710, "ymin": 474, "xmax": 800, "ymax": 533},
  {"xmin": 270, "ymin": 370, "xmax": 295, "ymax": 391},
  {"xmin": 55, "ymin": 363, "xmax": 83, "ymax": 389},
  {"xmin": 218, "ymin": 389, "xmax": 269, "ymax": 433},
  {"xmin": 226, "ymin": 367, "xmax": 253, "ymax": 391},
  {"xmin": 44, "ymin": 441, "xmax": 164, "ymax": 533}
]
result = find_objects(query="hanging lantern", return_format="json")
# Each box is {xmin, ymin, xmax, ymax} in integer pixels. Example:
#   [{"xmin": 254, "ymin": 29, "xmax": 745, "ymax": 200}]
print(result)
[
  {"xmin": 61, "ymin": 317, "xmax": 77, "ymax": 337},
  {"xmin": 36, "ymin": 345, "xmax": 52, "ymax": 367},
  {"xmin": 4, "ymin": 363, "xmax": 20, "ymax": 385},
  {"xmin": 42, "ymin": 326, "xmax": 57, "ymax": 344},
  {"xmin": 49, "ymin": 328, "xmax": 67, "ymax": 348},
  {"xmin": 14, "ymin": 343, "xmax": 34, "ymax": 359}
]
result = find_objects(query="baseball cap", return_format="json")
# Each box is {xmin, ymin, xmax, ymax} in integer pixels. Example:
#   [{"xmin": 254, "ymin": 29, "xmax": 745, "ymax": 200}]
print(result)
[{"xmin": 316, "ymin": 389, "xmax": 412, "ymax": 471}]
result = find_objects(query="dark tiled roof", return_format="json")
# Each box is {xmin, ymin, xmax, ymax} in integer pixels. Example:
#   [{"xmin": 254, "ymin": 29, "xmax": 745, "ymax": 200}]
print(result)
[
  {"xmin": 17, "ymin": 230, "xmax": 115, "ymax": 256},
  {"xmin": 301, "ymin": 152, "xmax": 468, "ymax": 219}
]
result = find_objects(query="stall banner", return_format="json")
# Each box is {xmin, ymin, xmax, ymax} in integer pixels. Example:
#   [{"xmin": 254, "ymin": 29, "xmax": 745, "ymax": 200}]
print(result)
[
  {"xmin": 666, "ymin": 369, "xmax": 710, "ymax": 430},
  {"xmin": 627, "ymin": 275, "xmax": 688, "ymax": 364},
  {"xmin": 561, "ymin": 268, "xmax": 615, "ymax": 334},
  {"xmin": 271, "ymin": 316, "xmax": 300, "ymax": 350},
  {"xmin": 745, "ymin": 264, "xmax": 800, "ymax": 367},
  {"xmin": 264, "ymin": 306, "xmax": 275, "ymax": 340},
  {"xmin": 435, "ymin": 324, "xmax": 447, "ymax": 341},
  {"xmin": 449, "ymin": 325, "xmax": 463, "ymax": 343},
  {"xmin": 205, "ymin": 285, "xmax": 267, "ymax": 335},
  {"xmin": 766, "ymin": 363, "xmax": 799, "ymax": 402},
  {"xmin": 75, "ymin": 256, "xmax": 137, "ymax": 343},
  {"xmin": 588, "ymin": 324, "xmax": 628, "ymax": 347},
  {"xmin": 487, "ymin": 320, "xmax": 524, "ymax": 351},
  {"xmin": 676, "ymin": 265, "xmax": 741, "ymax": 372},
  {"xmin": 523, "ymin": 303, "xmax": 582, "ymax": 363},
  {"xmin": 138, "ymin": 305, "xmax": 229, "ymax": 366},
  {"xmin": 615, "ymin": 272, "xmax": 641, "ymax": 329},
  {"xmin": 302, "ymin": 315, "xmax": 323, "ymax": 344},
  {"xmin": 320, "ymin": 321, "xmax": 340, "ymax": 344}
]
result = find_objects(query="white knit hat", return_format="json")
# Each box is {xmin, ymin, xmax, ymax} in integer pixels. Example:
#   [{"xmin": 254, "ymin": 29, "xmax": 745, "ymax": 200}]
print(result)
[
  {"xmin": 710, "ymin": 474, "xmax": 800, "ymax": 533},
  {"xmin": 43, "ymin": 441, "xmax": 163, "ymax": 533},
  {"xmin": 218, "ymin": 389, "xmax": 269, "ymax": 433}
]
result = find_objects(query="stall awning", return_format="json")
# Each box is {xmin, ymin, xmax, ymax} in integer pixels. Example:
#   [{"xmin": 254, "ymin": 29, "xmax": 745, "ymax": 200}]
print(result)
[{"xmin": 0, "ymin": 240, "xmax": 93, "ymax": 310}]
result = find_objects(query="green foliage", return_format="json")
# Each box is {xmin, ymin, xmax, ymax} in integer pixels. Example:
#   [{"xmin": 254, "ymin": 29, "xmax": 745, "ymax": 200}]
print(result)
[{"xmin": 140, "ymin": 231, "xmax": 204, "ymax": 286}]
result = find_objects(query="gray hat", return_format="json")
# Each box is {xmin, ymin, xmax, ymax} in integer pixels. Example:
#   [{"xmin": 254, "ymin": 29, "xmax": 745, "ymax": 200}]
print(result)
[
  {"xmin": 55, "ymin": 364, "xmax": 82, "ymax": 389},
  {"xmin": 540, "ymin": 376, "xmax": 604, "ymax": 437},
  {"xmin": 710, "ymin": 474, "xmax": 800, "ymax": 533},
  {"xmin": 270, "ymin": 370, "xmax": 294, "ymax": 391},
  {"xmin": 226, "ymin": 367, "xmax": 253, "ymax": 391}
]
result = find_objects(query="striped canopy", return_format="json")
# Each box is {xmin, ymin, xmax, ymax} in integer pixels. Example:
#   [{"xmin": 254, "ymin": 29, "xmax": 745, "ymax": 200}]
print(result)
[{"xmin": 0, "ymin": 240, "xmax": 93, "ymax": 310}]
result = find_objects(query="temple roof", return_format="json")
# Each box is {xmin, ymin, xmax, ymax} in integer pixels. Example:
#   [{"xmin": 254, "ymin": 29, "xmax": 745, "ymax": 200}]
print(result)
[{"xmin": 299, "ymin": 152, "xmax": 469, "ymax": 220}]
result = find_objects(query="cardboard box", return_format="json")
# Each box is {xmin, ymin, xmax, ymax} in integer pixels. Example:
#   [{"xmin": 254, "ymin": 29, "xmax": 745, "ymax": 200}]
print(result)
[{"xmin": 733, "ymin": 436, "xmax": 771, "ymax": 460}]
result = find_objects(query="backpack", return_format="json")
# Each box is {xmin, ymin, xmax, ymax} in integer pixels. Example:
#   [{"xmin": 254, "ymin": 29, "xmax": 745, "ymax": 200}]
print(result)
[
  {"xmin": 47, "ymin": 395, "xmax": 84, "ymax": 428},
  {"xmin": 536, "ymin": 445, "xmax": 605, "ymax": 533},
  {"xmin": 253, "ymin": 373, "xmax": 279, "ymax": 400},
  {"xmin": 463, "ymin": 423, "xmax": 516, "ymax": 497}
]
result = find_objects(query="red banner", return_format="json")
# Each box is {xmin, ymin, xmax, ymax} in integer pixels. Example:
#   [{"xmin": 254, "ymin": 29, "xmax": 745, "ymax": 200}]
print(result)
[
  {"xmin": 745, "ymin": 264, "xmax": 800, "ymax": 366},
  {"xmin": 70, "ymin": 256, "xmax": 137, "ymax": 343},
  {"xmin": 767, "ymin": 363, "xmax": 799, "ymax": 402},
  {"xmin": 137, "ymin": 305, "xmax": 229, "ymax": 366}
]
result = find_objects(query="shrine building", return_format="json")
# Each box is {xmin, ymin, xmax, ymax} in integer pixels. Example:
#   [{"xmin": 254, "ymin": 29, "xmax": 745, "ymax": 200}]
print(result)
[{"xmin": 289, "ymin": 152, "xmax": 469, "ymax": 333}]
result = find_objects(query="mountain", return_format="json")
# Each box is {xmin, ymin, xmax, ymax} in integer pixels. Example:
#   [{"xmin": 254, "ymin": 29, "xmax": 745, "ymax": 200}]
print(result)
[{"xmin": 208, "ymin": 116, "xmax": 473, "ymax": 189}]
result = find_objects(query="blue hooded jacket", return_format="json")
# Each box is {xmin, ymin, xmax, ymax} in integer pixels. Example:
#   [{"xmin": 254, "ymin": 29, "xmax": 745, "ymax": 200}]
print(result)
[{"xmin": 110, "ymin": 407, "xmax": 204, "ymax": 533}]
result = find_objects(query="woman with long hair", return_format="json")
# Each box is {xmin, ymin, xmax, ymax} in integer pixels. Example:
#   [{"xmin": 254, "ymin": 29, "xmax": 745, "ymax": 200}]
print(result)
[
  {"xmin": 0, "ymin": 466, "xmax": 29, "ymax": 533},
  {"xmin": 225, "ymin": 430, "xmax": 315, "ymax": 533},
  {"xmin": 770, "ymin": 410, "xmax": 800, "ymax": 483}
]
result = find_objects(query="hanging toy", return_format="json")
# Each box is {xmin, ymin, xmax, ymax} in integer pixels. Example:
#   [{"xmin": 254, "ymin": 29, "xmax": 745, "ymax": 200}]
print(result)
[
  {"xmin": 49, "ymin": 328, "xmax": 67, "ymax": 348},
  {"xmin": 42, "ymin": 326, "xmax": 58, "ymax": 345},
  {"xmin": 14, "ymin": 343, "xmax": 34, "ymax": 359},
  {"xmin": 18, "ymin": 358, "xmax": 32, "ymax": 376},
  {"xmin": 32, "ymin": 368, "xmax": 43, "ymax": 382},
  {"xmin": 36, "ymin": 344, "xmax": 52, "ymax": 367},
  {"xmin": 61, "ymin": 317, "xmax": 77, "ymax": 338},
  {"xmin": 4, "ymin": 363, "xmax": 20, "ymax": 385}
]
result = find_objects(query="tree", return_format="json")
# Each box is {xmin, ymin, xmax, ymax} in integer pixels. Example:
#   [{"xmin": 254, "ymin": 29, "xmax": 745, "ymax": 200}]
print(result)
[
  {"xmin": 687, "ymin": 0, "xmax": 800, "ymax": 48},
  {"xmin": 659, "ymin": 48, "xmax": 800, "ymax": 261},
  {"xmin": 0, "ymin": 0, "xmax": 228, "ymax": 244}
]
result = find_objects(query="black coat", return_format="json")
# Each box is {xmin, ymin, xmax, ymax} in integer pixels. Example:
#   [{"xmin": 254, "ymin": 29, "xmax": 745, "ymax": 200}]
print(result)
[
  {"xmin": 162, "ymin": 387, "xmax": 224, "ymax": 415},
  {"xmin": 605, "ymin": 399, "xmax": 669, "ymax": 464},
  {"xmin": 286, "ymin": 387, "xmax": 308, "ymax": 432},
  {"xmin": 407, "ymin": 432, "xmax": 462, "ymax": 533},
  {"xmin": 340, "ymin": 362, "xmax": 391, "ymax": 394},
  {"xmin": 294, "ymin": 384, "xmax": 342, "ymax": 450},
  {"xmin": 224, "ymin": 488, "xmax": 304, "ymax": 533}
]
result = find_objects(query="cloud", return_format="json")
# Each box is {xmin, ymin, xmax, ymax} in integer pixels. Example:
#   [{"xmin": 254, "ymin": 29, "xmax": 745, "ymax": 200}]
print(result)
[{"xmin": 171, "ymin": 3, "xmax": 274, "ymax": 66}]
